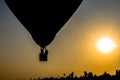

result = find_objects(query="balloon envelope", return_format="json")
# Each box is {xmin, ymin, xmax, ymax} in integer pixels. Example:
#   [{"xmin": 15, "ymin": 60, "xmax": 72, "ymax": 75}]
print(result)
[{"xmin": 5, "ymin": 0, "xmax": 83, "ymax": 48}]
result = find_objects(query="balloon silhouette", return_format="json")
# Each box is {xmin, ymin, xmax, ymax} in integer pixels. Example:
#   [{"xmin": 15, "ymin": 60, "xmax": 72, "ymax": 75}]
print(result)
[{"xmin": 5, "ymin": 0, "xmax": 83, "ymax": 61}]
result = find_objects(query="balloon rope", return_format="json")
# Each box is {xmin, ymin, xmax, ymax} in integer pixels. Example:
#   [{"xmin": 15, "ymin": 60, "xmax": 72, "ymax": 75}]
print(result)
[{"xmin": 40, "ymin": 46, "xmax": 48, "ymax": 54}]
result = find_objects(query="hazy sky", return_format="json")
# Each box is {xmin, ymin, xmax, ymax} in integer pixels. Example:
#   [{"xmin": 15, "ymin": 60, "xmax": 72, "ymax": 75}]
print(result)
[{"xmin": 1, "ymin": 0, "xmax": 120, "ymax": 80}]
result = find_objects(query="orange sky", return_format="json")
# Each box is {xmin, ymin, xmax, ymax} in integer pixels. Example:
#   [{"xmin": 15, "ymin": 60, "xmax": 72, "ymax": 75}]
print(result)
[{"xmin": 0, "ymin": 0, "xmax": 120, "ymax": 80}]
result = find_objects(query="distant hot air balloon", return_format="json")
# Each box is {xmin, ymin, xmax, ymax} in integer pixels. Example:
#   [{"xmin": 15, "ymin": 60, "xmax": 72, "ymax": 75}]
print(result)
[{"xmin": 5, "ymin": 0, "xmax": 83, "ymax": 61}]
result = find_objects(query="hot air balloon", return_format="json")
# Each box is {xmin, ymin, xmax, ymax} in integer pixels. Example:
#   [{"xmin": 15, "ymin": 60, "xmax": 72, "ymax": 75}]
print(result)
[{"xmin": 5, "ymin": 0, "xmax": 83, "ymax": 61}]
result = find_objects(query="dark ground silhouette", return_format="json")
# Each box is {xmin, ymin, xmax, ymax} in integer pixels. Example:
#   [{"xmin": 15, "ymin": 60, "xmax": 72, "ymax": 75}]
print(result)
[{"xmin": 26, "ymin": 70, "xmax": 120, "ymax": 80}]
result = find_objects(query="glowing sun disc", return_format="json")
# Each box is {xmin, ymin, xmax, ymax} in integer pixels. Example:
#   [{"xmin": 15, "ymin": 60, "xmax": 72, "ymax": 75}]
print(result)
[{"xmin": 96, "ymin": 37, "xmax": 117, "ymax": 53}]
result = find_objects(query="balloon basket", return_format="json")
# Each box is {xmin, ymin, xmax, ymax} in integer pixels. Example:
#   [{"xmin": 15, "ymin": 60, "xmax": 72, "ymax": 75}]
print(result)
[{"xmin": 39, "ymin": 53, "xmax": 48, "ymax": 61}]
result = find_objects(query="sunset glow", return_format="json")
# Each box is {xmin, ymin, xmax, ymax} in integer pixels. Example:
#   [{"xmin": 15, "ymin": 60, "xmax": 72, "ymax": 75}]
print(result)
[{"xmin": 1, "ymin": 0, "xmax": 120, "ymax": 80}]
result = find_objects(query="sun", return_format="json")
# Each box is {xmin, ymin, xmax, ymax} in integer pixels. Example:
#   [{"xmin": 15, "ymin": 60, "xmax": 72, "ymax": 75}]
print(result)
[{"xmin": 96, "ymin": 37, "xmax": 117, "ymax": 53}]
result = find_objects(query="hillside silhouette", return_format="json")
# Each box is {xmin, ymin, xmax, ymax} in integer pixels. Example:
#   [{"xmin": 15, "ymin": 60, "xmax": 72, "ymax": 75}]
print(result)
[{"xmin": 27, "ymin": 70, "xmax": 120, "ymax": 80}]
